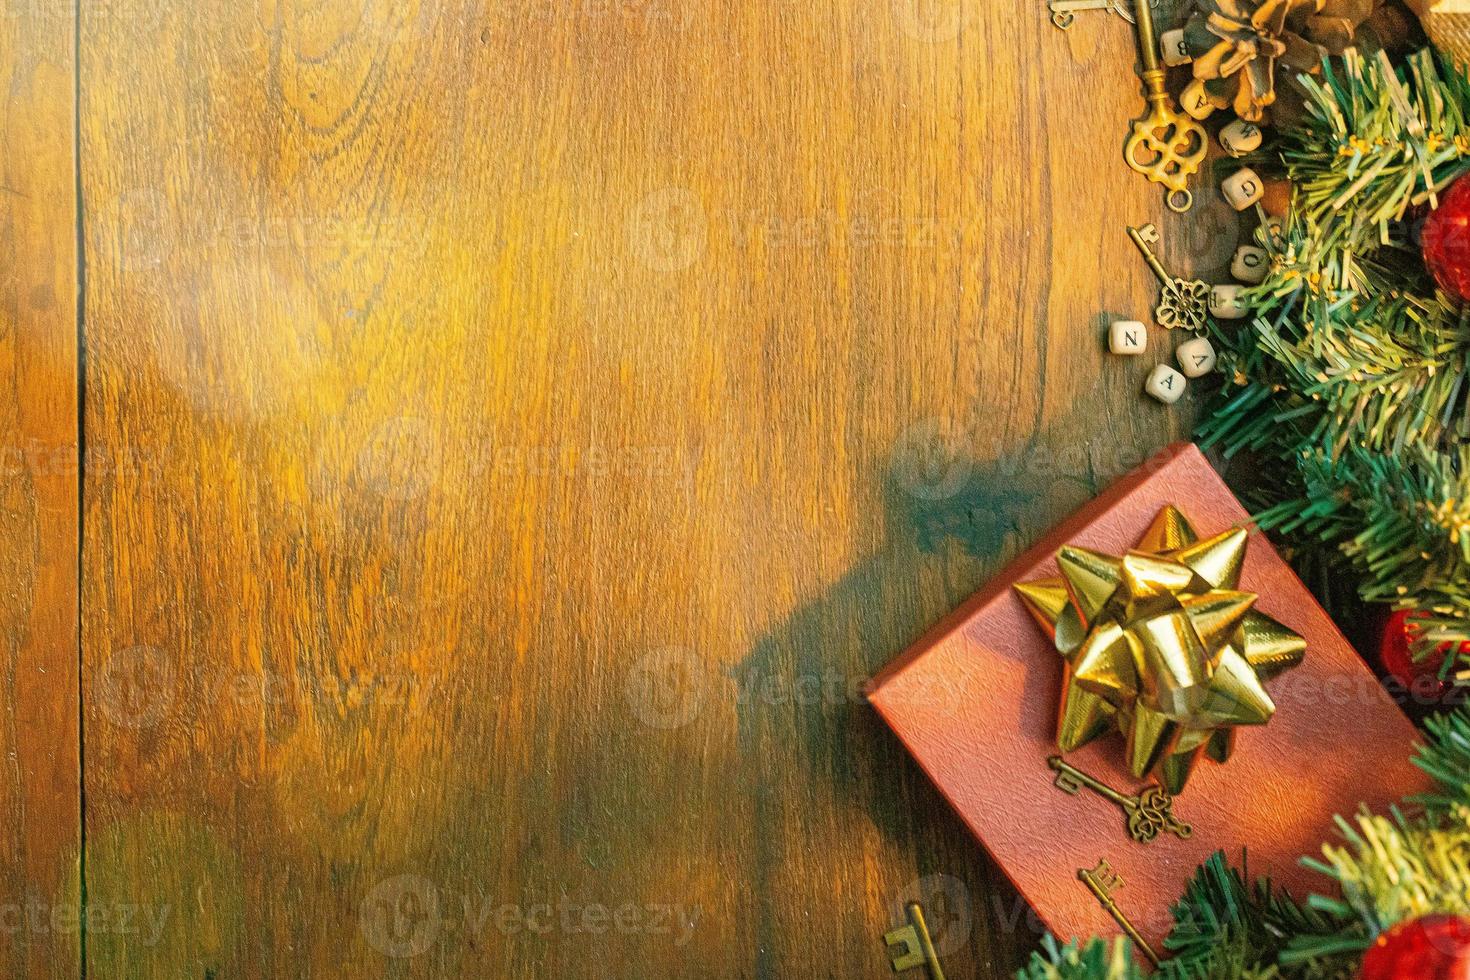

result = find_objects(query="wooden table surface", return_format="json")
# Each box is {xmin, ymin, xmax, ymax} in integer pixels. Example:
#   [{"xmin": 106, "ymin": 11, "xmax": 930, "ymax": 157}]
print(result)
[{"xmin": 0, "ymin": 1, "xmax": 1233, "ymax": 976}]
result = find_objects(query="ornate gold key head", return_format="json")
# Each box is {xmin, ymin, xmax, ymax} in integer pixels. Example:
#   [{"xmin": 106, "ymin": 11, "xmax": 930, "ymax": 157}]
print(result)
[
  {"xmin": 1129, "ymin": 785, "xmax": 1193, "ymax": 843},
  {"xmin": 1154, "ymin": 276, "xmax": 1211, "ymax": 331},
  {"xmin": 1124, "ymin": 0, "xmax": 1206, "ymax": 212},
  {"xmin": 1126, "ymin": 95, "xmax": 1208, "ymax": 213}
]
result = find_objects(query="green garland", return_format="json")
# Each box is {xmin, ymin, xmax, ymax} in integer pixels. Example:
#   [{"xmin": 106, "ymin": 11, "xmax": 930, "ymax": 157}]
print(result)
[
  {"xmin": 1195, "ymin": 47, "xmax": 1470, "ymax": 660},
  {"xmin": 1018, "ymin": 707, "xmax": 1470, "ymax": 979}
]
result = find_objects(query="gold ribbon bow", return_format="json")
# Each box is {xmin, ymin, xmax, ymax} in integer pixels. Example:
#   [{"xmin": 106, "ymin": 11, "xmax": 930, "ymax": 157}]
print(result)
[{"xmin": 1015, "ymin": 506, "xmax": 1306, "ymax": 794}]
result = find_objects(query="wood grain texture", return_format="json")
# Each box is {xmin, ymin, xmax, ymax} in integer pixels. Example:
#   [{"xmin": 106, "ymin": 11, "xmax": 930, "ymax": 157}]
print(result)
[
  {"xmin": 0, "ymin": 3, "xmax": 80, "ymax": 978},
  {"xmin": 77, "ymin": 1, "xmax": 1217, "ymax": 976}
]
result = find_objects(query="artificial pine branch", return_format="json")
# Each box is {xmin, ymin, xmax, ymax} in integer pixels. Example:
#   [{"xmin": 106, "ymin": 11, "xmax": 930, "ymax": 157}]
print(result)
[
  {"xmin": 1286, "ymin": 48, "xmax": 1470, "ymax": 257},
  {"xmin": 1295, "ymin": 808, "xmax": 1470, "ymax": 942},
  {"xmin": 1016, "ymin": 937, "xmax": 1141, "ymax": 980},
  {"xmin": 1159, "ymin": 852, "xmax": 1349, "ymax": 980},
  {"xmin": 1414, "ymin": 705, "xmax": 1470, "ymax": 811},
  {"xmin": 1199, "ymin": 45, "xmax": 1470, "ymax": 660}
]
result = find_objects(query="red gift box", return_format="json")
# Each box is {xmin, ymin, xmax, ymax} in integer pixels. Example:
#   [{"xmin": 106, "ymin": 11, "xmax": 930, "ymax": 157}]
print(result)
[{"xmin": 867, "ymin": 443, "xmax": 1431, "ymax": 950}]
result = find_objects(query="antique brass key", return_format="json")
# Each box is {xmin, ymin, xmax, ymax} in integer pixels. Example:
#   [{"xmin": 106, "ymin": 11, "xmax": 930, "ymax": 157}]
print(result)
[
  {"xmin": 1048, "ymin": 0, "xmax": 1134, "ymax": 31},
  {"xmin": 1127, "ymin": 223, "xmax": 1210, "ymax": 332},
  {"xmin": 883, "ymin": 902, "xmax": 946, "ymax": 980},
  {"xmin": 1050, "ymin": 756, "xmax": 1193, "ymax": 844},
  {"xmin": 1078, "ymin": 860, "xmax": 1161, "ymax": 967},
  {"xmin": 1123, "ymin": 0, "xmax": 1206, "ymax": 212}
]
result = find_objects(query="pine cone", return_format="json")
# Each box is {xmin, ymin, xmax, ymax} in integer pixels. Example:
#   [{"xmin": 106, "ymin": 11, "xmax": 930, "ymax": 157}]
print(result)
[{"xmin": 1184, "ymin": 0, "xmax": 1383, "ymax": 122}]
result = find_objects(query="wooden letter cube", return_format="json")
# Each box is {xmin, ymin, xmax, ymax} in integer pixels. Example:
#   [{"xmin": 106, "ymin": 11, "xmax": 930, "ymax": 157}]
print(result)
[
  {"xmin": 1176, "ymin": 336, "xmax": 1216, "ymax": 378},
  {"xmin": 1109, "ymin": 320, "xmax": 1147, "ymax": 355},
  {"xmin": 1160, "ymin": 29, "xmax": 1192, "ymax": 67},
  {"xmin": 1218, "ymin": 119, "xmax": 1262, "ymax": 158},
  {"xmin": 1222, "ymin": 167, "xmax": 1265, "ymax": 211},
  {"xmin": 1210, "ymin": 284, "xmax": 1249, "ymax": 319},
  {"xmin": 1145, "ymin": 364, "xmax": 1186, "ymax": 404},
  {"xmin": 1231, "ymin": 245, "xmax": 1268, "ymax": 285},
  {"xmin": 1182, "ymin": 79, "xmax": 1224, "ymax": 120}
]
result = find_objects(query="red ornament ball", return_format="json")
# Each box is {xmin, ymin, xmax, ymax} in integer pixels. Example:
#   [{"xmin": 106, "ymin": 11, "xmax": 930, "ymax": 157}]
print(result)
[
  {"xmin": 1422, "ymin": 176, "xmax": 1470, "ymax": 302},
  {"xmin": 1360, "ymin": 915, "xmax": 1470, "ymax": 980},
  {"xmin": 1378, "ymin": 609, "xmax": 1462, "ymax": 704}
]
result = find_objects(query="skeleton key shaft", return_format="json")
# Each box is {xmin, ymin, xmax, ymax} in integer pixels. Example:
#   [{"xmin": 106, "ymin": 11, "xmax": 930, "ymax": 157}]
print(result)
[
  {"xmin": 1131, "ymin": 0, "xmax": 1165, "ymax": 75},
  {"xmin": 1048, "ymin": 0, "xmax": 1156, "ymax": 28},
  {"xmin": 1078, "ymin": 862, "xmax": 1161, "ymax": 967},
  {"xmin": 1050, "ymin": 756, "xmax": 1132, "ymax": 807},
  {"xmin": 1051, "ymin": 0, "xmax": 1115, "ymax": 13},
  {"xmin": 1127, "ymin": 225, "xmax": 1177, "ymax": 290},
  {"xmin": 1048, "ymin": 0, "xmax": 1126, "ymax": 29}
]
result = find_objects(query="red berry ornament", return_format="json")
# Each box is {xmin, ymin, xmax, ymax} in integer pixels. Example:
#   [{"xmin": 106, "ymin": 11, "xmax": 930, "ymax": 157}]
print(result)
[
  {"xmin": 1360, "ymin": 915, "xmax": 1470, "ymax": 980},
  {"xmin": 1422, "ymin": 176, "xmax": 1470, "ymax": 302}
]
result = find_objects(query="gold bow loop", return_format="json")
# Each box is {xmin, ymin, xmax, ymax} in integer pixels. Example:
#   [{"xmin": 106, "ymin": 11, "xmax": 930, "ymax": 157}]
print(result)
[{"xmin": 1015, "ymin": 506, "xmax": 1306, "ymax": 794}]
